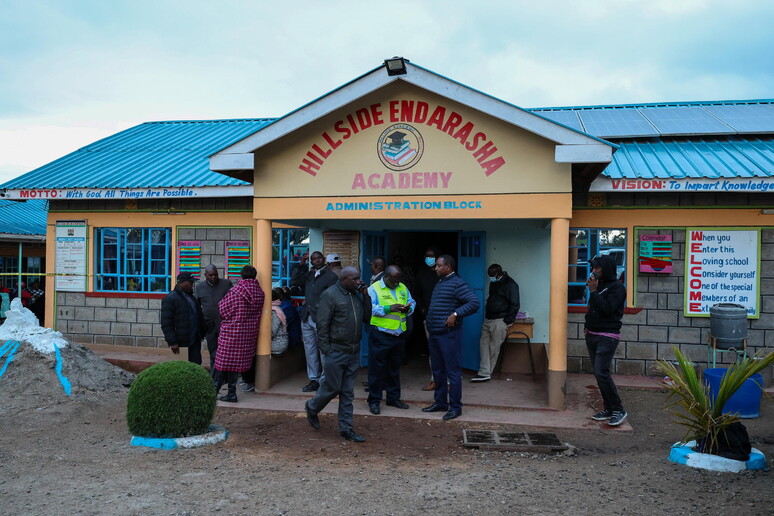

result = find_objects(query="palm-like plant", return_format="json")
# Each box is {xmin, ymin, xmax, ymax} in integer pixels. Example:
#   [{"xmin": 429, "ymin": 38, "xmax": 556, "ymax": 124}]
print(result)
[{"xmin": 656, "ymin": 347, "xmax": 774, "ymax": 455}]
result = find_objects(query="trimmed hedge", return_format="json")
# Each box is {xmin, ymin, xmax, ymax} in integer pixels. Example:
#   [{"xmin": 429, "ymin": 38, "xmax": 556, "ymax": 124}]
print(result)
[{"xmin": 126, "ymin": 361, "xmax": 216, "ymax": 438}]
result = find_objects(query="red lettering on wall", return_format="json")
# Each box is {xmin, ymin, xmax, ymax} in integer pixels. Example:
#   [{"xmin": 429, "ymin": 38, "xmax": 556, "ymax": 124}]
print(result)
[
  {"xmin": 400, "ymin": 100, "xmax": 414, "ymax": 122},
  {"xmin": 322, "ymin": 131, "xmax": 342, "ymax": 150},
  {"xmin": 334, "ymin": 120, "xmax": 352, "ymax": 140},
  {"xmin": 426, "ymin": 105, "xmax": 446, "ymax": 130},
  {"xmin": 466, "ymin": 132, "xmax": 486, "ymax": 151},
  {"xmin": 370, "ymin": 103, "xmax": 384, "ymax": 125},
  {"xmin": 389, "ymin": 100, "xmax": 399, "ymax": 123},
  {"xmin": 441, "ymin": 112, "xmax": 463, "ymax": 136}
]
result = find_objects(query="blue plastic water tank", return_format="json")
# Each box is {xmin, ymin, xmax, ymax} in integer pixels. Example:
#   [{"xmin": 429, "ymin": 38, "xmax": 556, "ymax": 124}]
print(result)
[{"xmin": 703, "ymin": 368, "xmax": 764, "ymax": 418}]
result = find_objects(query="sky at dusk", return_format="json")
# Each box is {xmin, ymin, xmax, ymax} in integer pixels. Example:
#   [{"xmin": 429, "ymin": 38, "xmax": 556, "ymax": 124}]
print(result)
[{"xmin": 1, "ymin": 0, "xmax": 772, "ymax": 183}]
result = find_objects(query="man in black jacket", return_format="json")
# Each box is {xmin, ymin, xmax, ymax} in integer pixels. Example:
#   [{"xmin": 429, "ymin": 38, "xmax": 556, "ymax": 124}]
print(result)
[
  {"xmin": 298, "ymin": 251, "xmax": 339, "ymax": 392},
  {"xmin": 585, "ymin": 255, "xmax": 627, "ymax": 427},
  {"xmin": 471, "ymin": 264, "xmax": 520, "ymax": 382},
  {"xmin": 304, "ymin": 267, "xmax": 371, "ymax": 442},
  {"xmin": 161, "ymin": 272, "xmax": 206, "ymax": 365}
]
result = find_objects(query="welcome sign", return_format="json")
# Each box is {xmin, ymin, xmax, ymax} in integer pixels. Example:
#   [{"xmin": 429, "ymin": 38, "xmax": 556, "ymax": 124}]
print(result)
[{"xmin": 684, "ymin": 228, "xmax": 760, "ymax": 317}]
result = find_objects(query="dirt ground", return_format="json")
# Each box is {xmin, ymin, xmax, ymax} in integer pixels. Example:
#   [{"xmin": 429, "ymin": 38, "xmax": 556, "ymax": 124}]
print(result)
[{"xmin": 2, "ymin": 358, "xmax": 773, "ymax": 516}]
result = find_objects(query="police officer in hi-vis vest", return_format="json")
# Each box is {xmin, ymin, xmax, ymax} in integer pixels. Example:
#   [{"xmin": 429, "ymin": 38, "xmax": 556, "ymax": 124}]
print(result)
[{"xmin": 366, "ymin": 265, "xmax": 416, "ymax": 414}]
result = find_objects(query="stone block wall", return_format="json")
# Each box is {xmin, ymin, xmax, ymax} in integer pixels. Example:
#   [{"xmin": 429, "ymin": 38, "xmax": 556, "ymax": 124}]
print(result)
[
  {"xmin": 57, "ymin": 292, "xmax": 166, "ymax": 347},
  {"xmin": 567, "ymin": 228, "xmax": 774, "ymax": 375}
]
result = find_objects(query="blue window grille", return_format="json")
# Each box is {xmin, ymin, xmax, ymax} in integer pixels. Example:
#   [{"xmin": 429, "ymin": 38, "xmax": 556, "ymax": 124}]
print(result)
[
  {"xmin": 568, "ymin": 228, "xmax": 627, "ymax": 306},
  {"xmin": 95, "ymin": 228, "xmax": 171, "ymax": 293},
  {"xmin": 272, "ymin": 228, "xmax": 310, "ymax": 287}
]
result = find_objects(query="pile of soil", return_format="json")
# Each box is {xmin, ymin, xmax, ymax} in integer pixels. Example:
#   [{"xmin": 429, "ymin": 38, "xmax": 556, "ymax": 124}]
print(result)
[{"xmin": 0, "ymin": 339, "xmax": 134, "ymax": 415}]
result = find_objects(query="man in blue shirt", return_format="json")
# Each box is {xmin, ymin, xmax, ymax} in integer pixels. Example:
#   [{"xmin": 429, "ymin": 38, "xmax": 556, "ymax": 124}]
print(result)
[{"xmin": 366, "ymin": 265, "xmax": 415, "ymax": 415}]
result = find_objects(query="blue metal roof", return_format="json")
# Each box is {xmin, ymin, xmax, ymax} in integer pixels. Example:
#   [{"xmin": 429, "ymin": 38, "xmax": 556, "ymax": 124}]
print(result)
[
  {"xmin": 0, "ymin": 119, "xmax": 275, "ymax": 189},
  {"xmin": 0, "ymin": 199, "xmax": 48, "ymax": 235},
  {"xmin": 602, "ymin": 136, "xmax": 774, "ymax": 179},
  {"xmin": 531, "ymin": 100, "xmax": 774, "ymax": 139}
]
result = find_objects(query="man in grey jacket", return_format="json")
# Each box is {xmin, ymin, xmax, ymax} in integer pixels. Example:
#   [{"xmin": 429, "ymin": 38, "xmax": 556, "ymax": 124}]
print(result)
[
  {"xmin": 304, "ymin": 267, "xmax": 371, "ymax": 442},
  {"xmin": 194, "ymin": 265, "xmax": 232, "ymax": 378}
]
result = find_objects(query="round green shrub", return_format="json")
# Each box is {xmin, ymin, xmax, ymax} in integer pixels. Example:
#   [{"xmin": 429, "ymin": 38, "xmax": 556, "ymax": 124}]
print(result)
[{"xmin": 126, "ymin": 361, "xmax": 216, "ymax": 438}]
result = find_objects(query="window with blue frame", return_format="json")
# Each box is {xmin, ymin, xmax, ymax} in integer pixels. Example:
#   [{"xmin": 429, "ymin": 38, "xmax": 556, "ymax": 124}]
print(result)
[
  {"xmin": 272, "ymin": 228, "xmax": 310, "ymax": 287},
  {"xmin": 568, "ymin": 228, "xmax": 626, "ymax": 306},
  {"xmin": 95, "ymin": 228, "xmax": 171, "ymax": 293}
]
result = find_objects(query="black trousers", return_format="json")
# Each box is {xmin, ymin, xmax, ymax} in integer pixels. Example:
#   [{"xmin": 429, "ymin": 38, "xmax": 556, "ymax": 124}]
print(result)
[
  {"xmin": 367, "ymin": 329, "xmax": 405, "ymax": 405},
  {"xmin": 187, "ymin": 339, "xmax": 202, "ymax": 366},
  {"xmin": 204, "ymin": 320, "xmax": 221, "ymax": 373},
  {"xmin": 585, "ymin": 333, "xmax": 623, "ymax": 412}
]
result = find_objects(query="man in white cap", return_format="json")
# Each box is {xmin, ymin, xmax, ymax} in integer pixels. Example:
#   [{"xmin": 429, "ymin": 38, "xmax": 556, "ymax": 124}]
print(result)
[{"xmin": 326, "ymin": 253, "xmax": 343, "ymax": 278}]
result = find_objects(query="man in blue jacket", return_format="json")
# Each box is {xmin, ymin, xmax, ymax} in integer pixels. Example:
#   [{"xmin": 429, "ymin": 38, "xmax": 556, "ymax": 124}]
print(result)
[{"xmin": 421, "ymin": 255, "xmax": 480, "ymax": 420}]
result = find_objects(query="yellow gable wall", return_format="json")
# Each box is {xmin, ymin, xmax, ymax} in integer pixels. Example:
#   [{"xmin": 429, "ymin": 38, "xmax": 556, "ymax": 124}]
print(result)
[{"xmin": 252, "ymin": 82, "xmax": 570, "ymax": 197}]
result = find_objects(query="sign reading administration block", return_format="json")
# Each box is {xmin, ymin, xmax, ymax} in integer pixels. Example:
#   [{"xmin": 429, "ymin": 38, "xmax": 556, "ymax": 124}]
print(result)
[{"xmin": 684, "ymin": 228, "xmax": 760, "ymax": 317}]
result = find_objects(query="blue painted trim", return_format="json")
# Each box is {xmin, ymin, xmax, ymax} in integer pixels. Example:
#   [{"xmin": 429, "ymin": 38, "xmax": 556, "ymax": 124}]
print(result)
[
  {"xmin": 669, "ymin": 441, "xmax": 768, "ymax": 472},
  {"xmin": 130, "ymin": 425, "xmax": 229, "ymax": 450},
  {"xmin": 54, "ymin": 345, "xmax": 72, "ymax": 396},
  {"xmin": 131, "ymin": 435, "xmax": 179, "ymax": 449},
  {"xmin": 0, "ymin": 340, "xmax": 21, "ymax": 379}
]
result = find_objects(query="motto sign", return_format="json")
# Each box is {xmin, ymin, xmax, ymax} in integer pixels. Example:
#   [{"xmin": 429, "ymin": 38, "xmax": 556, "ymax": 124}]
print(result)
[{"xmin": 684, "ymin": 228, "xmax": 760, "ymax": 317}]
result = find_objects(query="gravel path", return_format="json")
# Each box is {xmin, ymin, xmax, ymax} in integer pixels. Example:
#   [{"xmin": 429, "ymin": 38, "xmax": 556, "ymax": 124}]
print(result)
[{"xmin": 1, "ymin": 387, "xmax": 772, "ymax": 515}]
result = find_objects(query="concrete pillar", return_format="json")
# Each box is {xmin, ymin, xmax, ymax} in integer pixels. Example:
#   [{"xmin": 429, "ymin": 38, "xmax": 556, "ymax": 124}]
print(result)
[
  {"xmin": 548, "ymin": 217, "xmax": 569, "ymax": 410},
  {"xmin": 255, "ymin": 219, "xmax": 273, "ymax": 391}
]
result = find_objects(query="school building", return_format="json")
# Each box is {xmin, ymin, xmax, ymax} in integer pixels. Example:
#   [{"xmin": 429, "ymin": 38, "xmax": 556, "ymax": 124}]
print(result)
[{"xmin": 1, "ymin": 58, "xmax": 772, "ymax": 409}]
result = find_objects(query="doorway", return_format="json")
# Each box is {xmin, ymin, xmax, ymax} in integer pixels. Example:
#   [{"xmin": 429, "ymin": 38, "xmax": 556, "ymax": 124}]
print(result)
[{"xmin": 359, "ymin": 230, "xmax": 486, "ymax": 371}]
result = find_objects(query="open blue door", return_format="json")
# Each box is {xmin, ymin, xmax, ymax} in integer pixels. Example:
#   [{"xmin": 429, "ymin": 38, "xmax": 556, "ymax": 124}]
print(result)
[
  {"xmin": 360, "ymin": 231, "xmax": 387, "ymax": 366},
  {"xmin": 458, "ymin": 231, "xmax": 485, "ymax": 371}
]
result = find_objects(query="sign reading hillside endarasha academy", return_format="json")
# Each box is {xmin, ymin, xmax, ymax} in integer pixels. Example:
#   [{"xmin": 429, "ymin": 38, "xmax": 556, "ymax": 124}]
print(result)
[
  {"xmin": 0, "ymin": 185, "xmax": 253, "ymax": 201},
  {"xmin": 297, "ymin": 100, "xmax": 507, "ymax": 177}
]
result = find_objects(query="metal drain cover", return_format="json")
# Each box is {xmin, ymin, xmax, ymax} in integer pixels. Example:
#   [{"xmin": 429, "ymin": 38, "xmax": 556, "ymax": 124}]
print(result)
[{"xmin": 463, "ymin": 429, "xmax": 567, "ymax": 452}]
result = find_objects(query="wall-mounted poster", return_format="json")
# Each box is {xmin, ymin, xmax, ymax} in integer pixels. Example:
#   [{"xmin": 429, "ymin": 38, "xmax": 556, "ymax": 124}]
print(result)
[
  {"xmin": 55, "ymin": 220, "xmax": 88, "ymax": 292},
  {"xmin": 684, "ymin": 228, "xmax": 760, "ymax": 317},
  {"xmin": 226, "ymin": 241, "xmax": 251, "ymax": 280},
  {"xmin": 639, "ymin": 234, "xmax": 672, "ymax": 273},
  {"xmin": 177, "ymin": 241, "xmax": 201, "ymax": 279}
]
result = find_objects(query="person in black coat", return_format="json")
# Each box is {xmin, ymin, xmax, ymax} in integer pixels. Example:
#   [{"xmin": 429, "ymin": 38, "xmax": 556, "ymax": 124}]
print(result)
[
  {"xmin": 585, "ymin": 254, "xmax": 627, "ymax": 427},
  {"xmin": 471, "ymin": 264, "xmax": 520, "ymax": 382},
  {"xmin": 161, "ymin": 272, "xmax": 206, "ymax": 365}
]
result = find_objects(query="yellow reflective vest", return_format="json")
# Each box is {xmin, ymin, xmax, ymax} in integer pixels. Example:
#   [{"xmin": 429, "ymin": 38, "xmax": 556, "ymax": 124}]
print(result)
[{"xmin": 370, "ymin": 282, "xmax": 409, "ymax": 332}]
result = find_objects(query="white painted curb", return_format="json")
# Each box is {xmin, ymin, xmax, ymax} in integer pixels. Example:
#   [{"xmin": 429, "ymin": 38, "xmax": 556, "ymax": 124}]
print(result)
[
  {"xmin": 669, "ymin": 441, "xmax": 768, "ymax": 473},
  {"xmin": 131, "ymin": 425, "xmax": 228, "ymax": 450}
]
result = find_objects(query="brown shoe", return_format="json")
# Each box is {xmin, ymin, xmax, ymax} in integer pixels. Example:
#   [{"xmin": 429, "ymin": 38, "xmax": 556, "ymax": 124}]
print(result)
[{"xmin": 421, "ymin": 380, "xmax": 436, "ymax": 391}]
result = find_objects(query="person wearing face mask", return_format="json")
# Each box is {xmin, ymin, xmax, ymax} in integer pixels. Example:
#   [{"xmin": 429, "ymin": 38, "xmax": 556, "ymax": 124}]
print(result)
[
  {"xmin": 413, "ymin": 246, "xmax": 441, "ymax": 391},
  {"xmin": 470, "ymin": 264, "xmax": 520, "ymax": 382}
]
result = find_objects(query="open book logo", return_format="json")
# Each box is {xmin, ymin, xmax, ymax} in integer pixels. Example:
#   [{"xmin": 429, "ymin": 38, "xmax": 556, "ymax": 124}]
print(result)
[{"xmin": 377, "ymin": 124, "xmax": 424, "ymax": 171}]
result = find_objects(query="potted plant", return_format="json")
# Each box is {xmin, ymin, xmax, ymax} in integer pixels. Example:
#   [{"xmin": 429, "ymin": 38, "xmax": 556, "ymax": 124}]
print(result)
[{"xmin": 656, "ymin": 347, "xmax": 773, "ymax": 459}]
